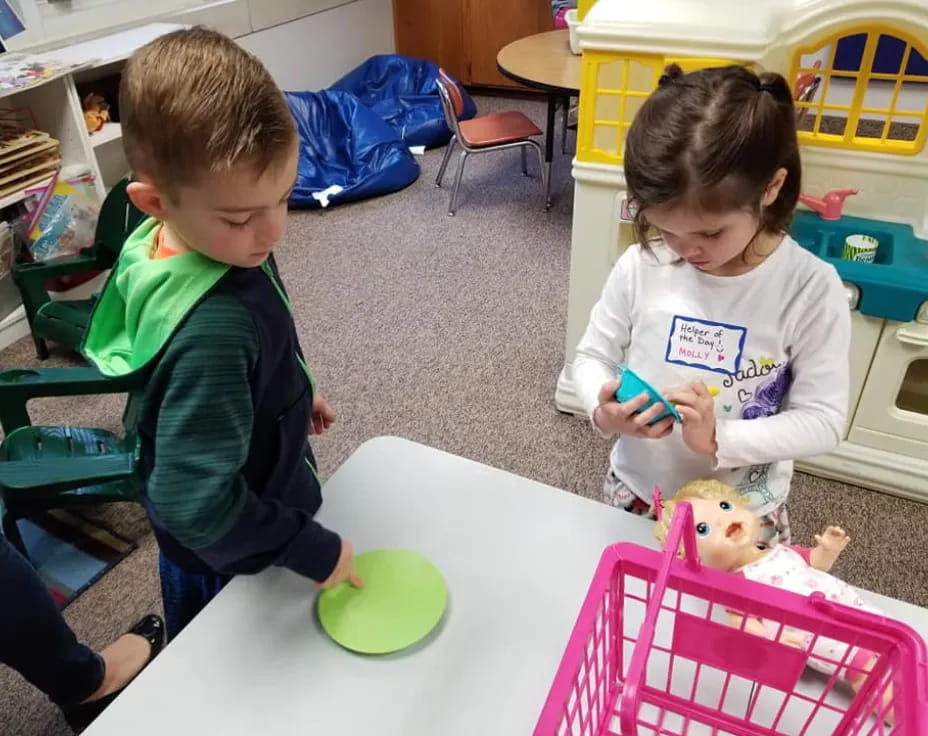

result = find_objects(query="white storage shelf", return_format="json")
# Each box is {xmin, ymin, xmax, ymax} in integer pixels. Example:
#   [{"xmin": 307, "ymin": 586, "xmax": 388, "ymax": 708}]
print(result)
[
  {"xmin": 0, "ymin": 175, "xmax": 55, "ymax": 211},
  {"xmin": 89, "ymin": 122, "xmax": 122, "ymax": 149},
  {"xmin": 0, "ymin": 24, "xmax": 186, "ymax": 353}
]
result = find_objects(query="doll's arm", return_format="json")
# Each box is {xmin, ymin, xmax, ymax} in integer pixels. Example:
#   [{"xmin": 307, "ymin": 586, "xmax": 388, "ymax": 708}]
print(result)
[
  {"xmin": 727, "ymin": 612, "xmax": 768, "ymax": 638},
  {"xmin": 809, "ymin": 526, "xmax": 850, "ymax": 571},
  {"xmin": 728, "ymin": 612, "xmax": 804, "ymax": 648}
]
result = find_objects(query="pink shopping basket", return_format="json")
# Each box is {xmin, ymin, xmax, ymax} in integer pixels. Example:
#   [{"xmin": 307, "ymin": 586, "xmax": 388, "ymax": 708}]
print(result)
[{"xmin": 534, "ymin": 502, "xmax": 928, "ymax": 735}]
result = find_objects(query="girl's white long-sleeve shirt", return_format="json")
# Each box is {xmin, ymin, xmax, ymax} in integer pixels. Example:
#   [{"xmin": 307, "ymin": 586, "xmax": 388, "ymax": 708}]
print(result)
[{"xmin": 573, "ymin": 237, "xmax": 850, "ymax": 516}]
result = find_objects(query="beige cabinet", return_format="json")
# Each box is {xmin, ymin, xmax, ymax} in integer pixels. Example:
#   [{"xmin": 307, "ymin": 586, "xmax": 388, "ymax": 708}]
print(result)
[{"xmin": 850, "ymin": 310, "xmax": 928, "ymax": 459}]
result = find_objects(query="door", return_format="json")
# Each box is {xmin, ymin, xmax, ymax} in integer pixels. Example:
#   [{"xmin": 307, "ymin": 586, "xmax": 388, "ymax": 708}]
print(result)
[
  {"xmin": 464, "ymin": 0, "xmax": 553, "ymax": 87},
  {"xmin": 851, "ymin": 312, "xmax": 928, "ymax": 451},
  {"xmin": 393, "ymin": 0, "xmax": 467, "ymax": 81}
]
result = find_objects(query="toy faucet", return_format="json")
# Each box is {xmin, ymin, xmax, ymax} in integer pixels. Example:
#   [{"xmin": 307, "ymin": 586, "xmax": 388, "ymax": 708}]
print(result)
[{"xmin": 798, "ymin": 188, "xmax": 858, "ymax": 221}]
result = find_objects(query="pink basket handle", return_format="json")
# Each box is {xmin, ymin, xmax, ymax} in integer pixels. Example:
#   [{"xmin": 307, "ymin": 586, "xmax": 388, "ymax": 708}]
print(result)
[
  {"xmin": 620, "ymin": 502, "xmax": 701, "ymax": 733},
  {"xmin": 666, "ymin": 500, "xmax": 702, "ymax": 572}
]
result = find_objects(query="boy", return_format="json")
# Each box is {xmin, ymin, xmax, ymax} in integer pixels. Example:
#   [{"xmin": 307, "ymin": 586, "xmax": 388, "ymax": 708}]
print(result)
[{"xmin": 82, "ymin": 27, "xmax": 362, "ymax": 638}]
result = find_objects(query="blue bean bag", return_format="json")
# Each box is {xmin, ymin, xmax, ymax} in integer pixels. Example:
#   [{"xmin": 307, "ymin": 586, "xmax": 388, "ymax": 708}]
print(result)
[
  {"xmin": 329, "ymin": 55, "xmax": 476, "ymax": 149},
  {"xmin": 285, "ymin": 89, "xmax": 420, "ymax": 209}
]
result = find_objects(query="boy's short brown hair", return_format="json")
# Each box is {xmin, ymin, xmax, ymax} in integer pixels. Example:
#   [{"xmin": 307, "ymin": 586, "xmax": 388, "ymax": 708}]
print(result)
[{"xmin": 120, "ymin": 26, "xmax": 296, "ymax": 196}]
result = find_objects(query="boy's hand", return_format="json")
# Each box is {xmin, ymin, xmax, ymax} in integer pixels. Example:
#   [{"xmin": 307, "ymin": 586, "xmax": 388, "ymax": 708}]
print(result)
[
  {"xmin": 592, "ymin": 380, "xmax": 675, "ymax": 439},
  {"xmin": 310, "ymin": 394, "xmax": 336, "ymax": 435},
  {"xmin": 663, "ymin": 382, "xmax": 717, "ymax": 457},
  {"xmin": 320, "ymin": 540, "xmax": 364, "ymax": 589}
]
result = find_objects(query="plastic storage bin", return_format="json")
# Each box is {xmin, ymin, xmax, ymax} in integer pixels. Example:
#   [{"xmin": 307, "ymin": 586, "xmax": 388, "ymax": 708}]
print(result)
[{"xmin": 566, "ymin": 9, "xmax": 580, "ymax": 55}]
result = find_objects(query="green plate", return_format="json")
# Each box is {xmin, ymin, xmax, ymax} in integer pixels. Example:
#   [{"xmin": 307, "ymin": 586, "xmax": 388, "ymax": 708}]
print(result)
[{"xmin": 317, "ymin": 549, "xmax": 447, "ymax": 655}]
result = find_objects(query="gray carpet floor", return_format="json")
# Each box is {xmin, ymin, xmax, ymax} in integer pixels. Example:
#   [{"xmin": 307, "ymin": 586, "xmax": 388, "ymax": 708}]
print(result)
[{"xmin": 1, "ymin": 95, "xmax": 926, "ymax": 735}]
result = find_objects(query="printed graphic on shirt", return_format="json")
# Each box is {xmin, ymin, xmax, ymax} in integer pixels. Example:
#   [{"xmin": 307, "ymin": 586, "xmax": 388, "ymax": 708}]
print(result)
[
  {"xmin": 741, "ymin": 364, "xmax": 792, "ymax": 419},
  {"xmin": 720, "ymin": 357, "xmax": 786, "ymax": 402},
  {"xmin": 736, "ymin": 463, "xmax": 777, "ymax": 506},
  {"xmin": 665, "ymin": 315, "xmax": 746, "ymax": 375}
]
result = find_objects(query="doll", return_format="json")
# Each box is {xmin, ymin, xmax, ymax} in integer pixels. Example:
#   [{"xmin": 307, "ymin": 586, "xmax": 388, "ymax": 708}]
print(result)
[{"xmin": 653, "ymin": 480, "xmax": 894, "ymax": 723}]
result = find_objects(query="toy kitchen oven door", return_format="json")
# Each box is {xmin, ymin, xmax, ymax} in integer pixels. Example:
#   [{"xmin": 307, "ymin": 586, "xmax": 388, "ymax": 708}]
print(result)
[{"xmin": 851, "ymin": 301, "xmax": 928, "ymax": 464}]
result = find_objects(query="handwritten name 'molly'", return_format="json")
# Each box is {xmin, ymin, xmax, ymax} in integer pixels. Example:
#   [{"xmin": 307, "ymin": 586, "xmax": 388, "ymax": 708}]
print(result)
[{"xmin": 677, "ymin": 346, "xmax": 712, "ymax": 362}]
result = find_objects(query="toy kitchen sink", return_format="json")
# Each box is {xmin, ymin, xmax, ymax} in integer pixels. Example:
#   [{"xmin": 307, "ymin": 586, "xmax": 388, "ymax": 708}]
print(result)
[
  {"xmin": 556, "ymin": 0, "xmax": 928, "ymax": 501},
  {"xmin": 790, "ymin": 210, "xmax": 928, "ymax": 323}
]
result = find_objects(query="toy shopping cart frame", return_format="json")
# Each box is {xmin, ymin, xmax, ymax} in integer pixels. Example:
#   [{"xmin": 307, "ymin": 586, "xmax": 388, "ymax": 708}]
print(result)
[{"xmin": 534, "ymin": 503, "xmax": 928, "ymax": 735}]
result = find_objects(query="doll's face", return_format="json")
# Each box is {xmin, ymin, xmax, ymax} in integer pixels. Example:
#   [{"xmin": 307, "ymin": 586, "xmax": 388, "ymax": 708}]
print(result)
[{"xmin": 688, "ymin": 498, "xmax": 762, "ymax": 571}]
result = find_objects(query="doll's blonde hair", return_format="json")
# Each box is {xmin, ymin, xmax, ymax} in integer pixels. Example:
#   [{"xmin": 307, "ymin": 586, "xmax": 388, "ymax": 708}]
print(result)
[{"xmin": 653, "ymin": 479, "xmax": 747, "ymax": 549}]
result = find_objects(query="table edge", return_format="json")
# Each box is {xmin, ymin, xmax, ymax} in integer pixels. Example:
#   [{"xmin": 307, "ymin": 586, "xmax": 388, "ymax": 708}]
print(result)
[{"xmin": 495, "ymin": 61, "xmax": 580, "ymax": 96}]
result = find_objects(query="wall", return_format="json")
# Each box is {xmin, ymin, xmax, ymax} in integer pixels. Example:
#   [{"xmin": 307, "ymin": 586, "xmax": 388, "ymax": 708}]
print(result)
[
  {"xmin": 236, "ymin": 0, "xmax": 394, "ymax": 91},
  {"xmin": 8, "ymin": 0, "xmax": 396, "ymax": 83}
]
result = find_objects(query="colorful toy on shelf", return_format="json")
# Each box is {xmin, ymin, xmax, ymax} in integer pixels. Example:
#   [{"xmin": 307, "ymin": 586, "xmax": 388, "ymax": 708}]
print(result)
[
  {"xmin": 534, "ymin": 481, "xmax": 928, "ymax": 735},
  {"xmin": 82, "ymin": 92, "xmax": 109, "ymax": 134}
]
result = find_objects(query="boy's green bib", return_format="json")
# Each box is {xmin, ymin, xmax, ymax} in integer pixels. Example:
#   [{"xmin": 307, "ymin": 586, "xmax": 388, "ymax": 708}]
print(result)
[{"xmin": 82, "ymin": 218, "xmax": 229, "ymax": 377}]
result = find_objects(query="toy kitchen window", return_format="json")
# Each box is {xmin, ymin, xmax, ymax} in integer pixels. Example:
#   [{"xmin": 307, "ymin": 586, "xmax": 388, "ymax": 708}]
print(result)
[
  {"xmin": 577, "ymin": 54, "xmax": 738, "ymax": 166},
  {"xmin": 791, "ymin": 27, "xmax": 928, "ymax": 155},
  {"xmin": 577, "ymin": 52, "xmax": 663, "ymax": 166}
]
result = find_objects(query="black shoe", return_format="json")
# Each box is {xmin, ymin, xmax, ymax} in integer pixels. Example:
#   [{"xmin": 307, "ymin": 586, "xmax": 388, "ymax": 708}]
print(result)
[{"xmin": 64, "ymin": 614, "xmax": 166, "ymax": 733}]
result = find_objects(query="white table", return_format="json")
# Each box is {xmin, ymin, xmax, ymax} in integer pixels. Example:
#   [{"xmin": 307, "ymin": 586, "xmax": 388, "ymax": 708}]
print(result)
[{"xmin": 84, "ymin": 437, "xmax": 928, "ymax": 735}]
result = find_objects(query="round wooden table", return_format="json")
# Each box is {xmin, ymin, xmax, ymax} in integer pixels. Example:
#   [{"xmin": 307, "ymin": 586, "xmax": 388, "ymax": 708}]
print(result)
[{"xmin": 497, "ymin": 30, "xmax": 582, "ymax": 206}]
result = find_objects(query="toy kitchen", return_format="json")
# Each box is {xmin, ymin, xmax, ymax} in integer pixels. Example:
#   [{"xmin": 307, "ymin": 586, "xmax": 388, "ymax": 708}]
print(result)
[{"xmin": 555, "ymin": 0, "xmax": 928, "ymax": 500}]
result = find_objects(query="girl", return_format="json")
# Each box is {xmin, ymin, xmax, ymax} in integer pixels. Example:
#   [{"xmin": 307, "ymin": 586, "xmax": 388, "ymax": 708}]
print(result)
[{"xmin": 572, "ymin": 64, "xmax": 851, "ymax": 544}]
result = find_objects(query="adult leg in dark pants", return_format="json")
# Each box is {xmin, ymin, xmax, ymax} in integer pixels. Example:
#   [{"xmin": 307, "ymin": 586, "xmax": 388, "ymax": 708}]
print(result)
[{"xmin": 0, "ymin": 534, "xmax": 164, "ymax": 731}]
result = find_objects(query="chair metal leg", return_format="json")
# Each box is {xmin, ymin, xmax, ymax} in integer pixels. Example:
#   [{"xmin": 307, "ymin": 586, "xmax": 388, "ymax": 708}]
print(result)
[
  {"xmin": 447, "ymin": 150, "xmax": 468, "ymax": 216},
  {"xmin": 528, "ymin": 141, "xmax": 549, "ymax": 211},
  {"xmin": 520, "ymin": 146, "xmax": 529, "ymax": 176},
  {"xmin": 544, "ymin": 95, "xmax": 556, "ymax": 210},
  {"xmin": 436, "ymin": 135, "xmax": 457, "ymax": 188},
  {"xmin": 562, "ymin": 97, "xmax": 570, "ymax": 154}
]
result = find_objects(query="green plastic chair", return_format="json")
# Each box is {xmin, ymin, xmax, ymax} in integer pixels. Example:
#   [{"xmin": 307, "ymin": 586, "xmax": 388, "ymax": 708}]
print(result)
[
  {"xmin": 12, "ymin": 179, "xmax": 146, "ymax": 360},
  {"xmin": 0, "ymin": 366, "xmax": 143, "ymax": 559}
]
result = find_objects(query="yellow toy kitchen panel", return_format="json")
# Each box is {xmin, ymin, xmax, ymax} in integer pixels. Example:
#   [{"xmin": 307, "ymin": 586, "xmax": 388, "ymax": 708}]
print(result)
[
  {"xmin": 576, "ymin": 53, "xmax": 739, "ymax": 165},
  {"xmin": 791, "ymin": 25, "xmax": 928, "ymax": 155}
]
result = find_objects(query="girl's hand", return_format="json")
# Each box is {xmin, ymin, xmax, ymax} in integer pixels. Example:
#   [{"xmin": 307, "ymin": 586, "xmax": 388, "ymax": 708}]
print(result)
[
  {"xmin": 663, "ymin": 382, "xmax": 717, "ymax": 457},
  {"xmin": 593, "ymin": 380, "xmax": 675, "ymax": 439}
]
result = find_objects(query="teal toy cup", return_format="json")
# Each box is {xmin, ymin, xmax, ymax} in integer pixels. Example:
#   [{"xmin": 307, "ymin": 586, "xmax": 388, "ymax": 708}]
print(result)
[{"xmin": 615, "ymin": 365, "xmax": 682, "ymax": 424}]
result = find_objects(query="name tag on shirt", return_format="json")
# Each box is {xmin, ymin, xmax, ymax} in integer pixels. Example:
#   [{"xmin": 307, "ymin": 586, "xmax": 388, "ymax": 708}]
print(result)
[{"xmin": 665, "ymin": 315, "xmax": 746, "ymax": 375}]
